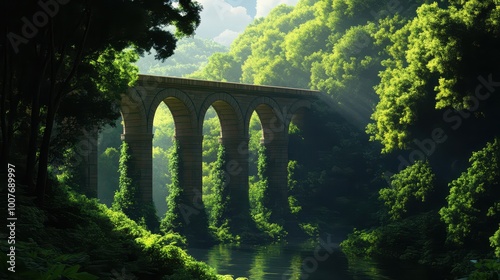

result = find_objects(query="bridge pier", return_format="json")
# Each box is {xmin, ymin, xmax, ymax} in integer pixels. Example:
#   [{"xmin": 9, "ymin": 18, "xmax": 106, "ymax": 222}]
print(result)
[
  {"xmin": 175, "ymin": 134, "xmax": 209, "ymax": 239},
  {"xmin": 262, "ymin": 136, "xmax": 290, "ymax": 221},
  {"xmin": 121, "ymin": 133, "xmax": 154, "ymax": 203},
  {"xmin": 219, "ymin": 136, "xmax": 252, "ymax": 230},
  {"xmin": 175, "ymin": 135, "xmax": 204, "ymax": 211}
]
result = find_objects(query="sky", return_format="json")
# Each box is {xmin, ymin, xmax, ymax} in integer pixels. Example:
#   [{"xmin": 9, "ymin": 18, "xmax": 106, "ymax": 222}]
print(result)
[{"xmin": 194, "ymin": 0, "xmax": 299, "ymax": 46}]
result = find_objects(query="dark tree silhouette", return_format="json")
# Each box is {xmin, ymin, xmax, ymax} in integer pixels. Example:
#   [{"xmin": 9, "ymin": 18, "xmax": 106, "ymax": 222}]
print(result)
[{"xmin": 0, "ymin": 0, "xmax": 201, "ymax": 204}]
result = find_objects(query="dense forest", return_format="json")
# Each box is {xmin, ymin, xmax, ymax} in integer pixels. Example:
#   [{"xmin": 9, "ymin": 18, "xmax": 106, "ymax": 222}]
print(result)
[
  {"xmin": 2, "ymin": 0, "xmax": 500, "ymax": 279},
  {"xmin": 148, "ymin": 0, "xmax": 500, "ymax": 277}
]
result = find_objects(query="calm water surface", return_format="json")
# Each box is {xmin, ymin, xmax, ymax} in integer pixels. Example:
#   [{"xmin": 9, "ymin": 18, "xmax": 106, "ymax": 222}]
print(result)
[{"xmin": 188, "ymin": 240, "xmax": 444, "ymax": 280}]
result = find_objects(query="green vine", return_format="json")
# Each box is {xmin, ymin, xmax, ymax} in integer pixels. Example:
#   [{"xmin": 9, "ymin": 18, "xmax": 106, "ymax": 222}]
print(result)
[
  {"xmin": 208, "ymin": 144, "xmax": 238, "ymax": 242},
  {"xmin": 161, "ymin": 140, "xmax": 184, "ymax": 234},
  {"xmin": 251, "ymin": 144, "xmax": 286, "ymax": 240},
  {"xmin": 112, "ymin": 141, "xmax": 158, "ymax": 231}
]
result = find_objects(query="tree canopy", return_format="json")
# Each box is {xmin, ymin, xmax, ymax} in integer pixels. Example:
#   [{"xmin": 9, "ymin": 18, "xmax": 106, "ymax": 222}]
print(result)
[
  {"xmin": 1, "ymin": 0, "xmax": 201, "ymax": 202},
  {"xmin": 366, "ymin": 0, "xmax": 500, "ymax": 153}
]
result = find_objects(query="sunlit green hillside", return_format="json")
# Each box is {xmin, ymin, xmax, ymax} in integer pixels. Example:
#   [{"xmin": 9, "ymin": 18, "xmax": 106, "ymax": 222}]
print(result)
[{"xmin": 136, "ymin": 37, "xmax": 228, "ymax": 76}]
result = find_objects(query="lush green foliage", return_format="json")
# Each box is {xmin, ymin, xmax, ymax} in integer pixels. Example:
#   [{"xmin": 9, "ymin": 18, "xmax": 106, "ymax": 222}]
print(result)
[
  {"xmin": 340, "ymin": 212, "xmax": 446, "ymax": 264},
  {"xmin": 287, "ymin": 160, "xmax": 302, "ymax": 215},
  {"xmin": 112, "ymin": 141, "xmax": 158, "ymax": 231},
  {"xmin": 136, "ymin": 37, "xmax": 228, "ymax": 76},
  {"xmin": 189, "ymin": 3, "xmax": 313, "ymax": 88},
  {"xmin": 492, "ymin": 228, "xmax": 500, "ymax": 258},
  {"xmin": 208, "ymin": 145, "xmax": 239, "ymax": 243},
  {"xmin": 367, "ymin": 1, "xmax": 500, "ymax": 152},
  {"xmin": 0, "ymin": 179, "xmax": 226, "ymax": 280},
  {"xmin": 112, "ymin": 142, "xmax": 137, "ymax": 214},
  {"xmin": 250, "ymin": 145, "xmax": 287, "ymax": 240},
  {"xmin": 331, "ymin": 0, "xmax": 500, "ymax": 276},
  {"xmin": 440, "ymin": 138, "xmax": 500, "ymax": 245},
  {"xmin": 189, "ymin": 52, "xmax": 242, "ymax": 82},
  {"xmin": 161, "ymin": 140, "xmax": 184, "ymax": 234},
  {"xmin": 380, "ymin": 161, "xmax": 435, "ymax": 220}
]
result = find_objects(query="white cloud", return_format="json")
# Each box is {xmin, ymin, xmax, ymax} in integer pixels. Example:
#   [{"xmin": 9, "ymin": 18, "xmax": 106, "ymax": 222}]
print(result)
[
  {"xmin": 191, "ymin": 0, "xmax": 299, "ymax": 45},
  {"xmin": 255, "ymin": 0, "xmax": 299, "ymax": 18},
  {"xmin": 195, "ymin": 0, "xmax": 252, "ymax": 40},
  {"xmin": 213, "ymin": 29, "xmax": 240, "ymax": 46}
]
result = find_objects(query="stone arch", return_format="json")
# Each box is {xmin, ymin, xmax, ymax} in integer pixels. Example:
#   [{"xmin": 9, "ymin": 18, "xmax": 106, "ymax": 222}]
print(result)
[
  {"xmin": 199, "ymin": 92, "xmax": 244, "ymax": 138},
  {"xmin": 120, "ymin": 87, "xmax": 149, "ymax": 135},
  {"xmin": 284, "ymin": 99, "xmax": 312, "ymax": 134},
  {"xmin": 245, "ymin": 97, "xmax": 285, "ymax": 144},
  {"xmin": 148, "ymin": 88, "xmax": 197, "ymax": 136}
]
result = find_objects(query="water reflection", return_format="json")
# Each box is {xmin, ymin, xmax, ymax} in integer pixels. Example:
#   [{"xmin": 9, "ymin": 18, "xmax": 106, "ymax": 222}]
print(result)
[
  {"xmin": 188, "ymin": 241, "xmax": 436, "ymax": 280},
  {"xmin": 346, "ymin": 257, "xmax": 390, "ymax": 280},
  {"xmin": 284, "ymin": 254, "xmax": 302, "ymax": 280},
  {"xmin": 206, "ymin": 245, "xmax": 233, "ymax": 272},
  {"xmin": 188, "ymin": 241, "xmax": 341, "ymax": 279}
]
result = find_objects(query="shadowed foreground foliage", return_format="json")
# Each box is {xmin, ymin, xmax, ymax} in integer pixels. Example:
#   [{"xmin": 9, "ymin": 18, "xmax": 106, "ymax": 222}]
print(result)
[{"xmin": 0, "ymin": 177, "xmax": 241, "ymax": 280}]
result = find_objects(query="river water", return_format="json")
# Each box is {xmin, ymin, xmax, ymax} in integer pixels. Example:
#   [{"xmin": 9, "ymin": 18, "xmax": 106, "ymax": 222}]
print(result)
[{"xmin": 188, "ymin": 239, "xmax": 444, "ymax": 280}]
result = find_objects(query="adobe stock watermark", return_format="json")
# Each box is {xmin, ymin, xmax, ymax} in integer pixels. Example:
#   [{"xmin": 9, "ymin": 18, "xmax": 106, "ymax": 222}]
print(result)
[
  {"xmin": 6, "ymin": 164, "xmax": 17, "ymax": 273},
  {"xmin": 281, "ymin": 234, "xmax": 338, "ymax": 280},
  {"xmin": 383, "ymin": 74, "xmax": 500, "ymax": 186},
  {"xmin": 7, "ymin": 0, "xmax": 70, "ymax": 54}
]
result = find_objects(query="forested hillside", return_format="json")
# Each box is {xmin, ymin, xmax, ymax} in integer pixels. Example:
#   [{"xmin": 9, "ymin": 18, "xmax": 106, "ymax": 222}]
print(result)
[
  {"xmin": 136, "ymin": 37, "xmax": 228, "ymax": 77},
  {"xmin": 189, "ymin": 0, "xmax": 416, "ymax": 127},
  {"xmin": 185, "ymin": 0, "xmax": 500, "ymax": 277}
]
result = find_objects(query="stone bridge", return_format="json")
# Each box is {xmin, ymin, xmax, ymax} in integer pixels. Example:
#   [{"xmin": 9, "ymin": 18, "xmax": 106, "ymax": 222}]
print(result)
[{"xmin": 97, "ymin": 74, "xmax": 321, "ymax": 229}]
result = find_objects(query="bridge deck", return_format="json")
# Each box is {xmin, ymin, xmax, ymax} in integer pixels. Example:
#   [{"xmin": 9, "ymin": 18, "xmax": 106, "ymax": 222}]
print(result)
[{"xmin": 137, "ymin": 74, "xmax": 321, "ymax": 98}]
